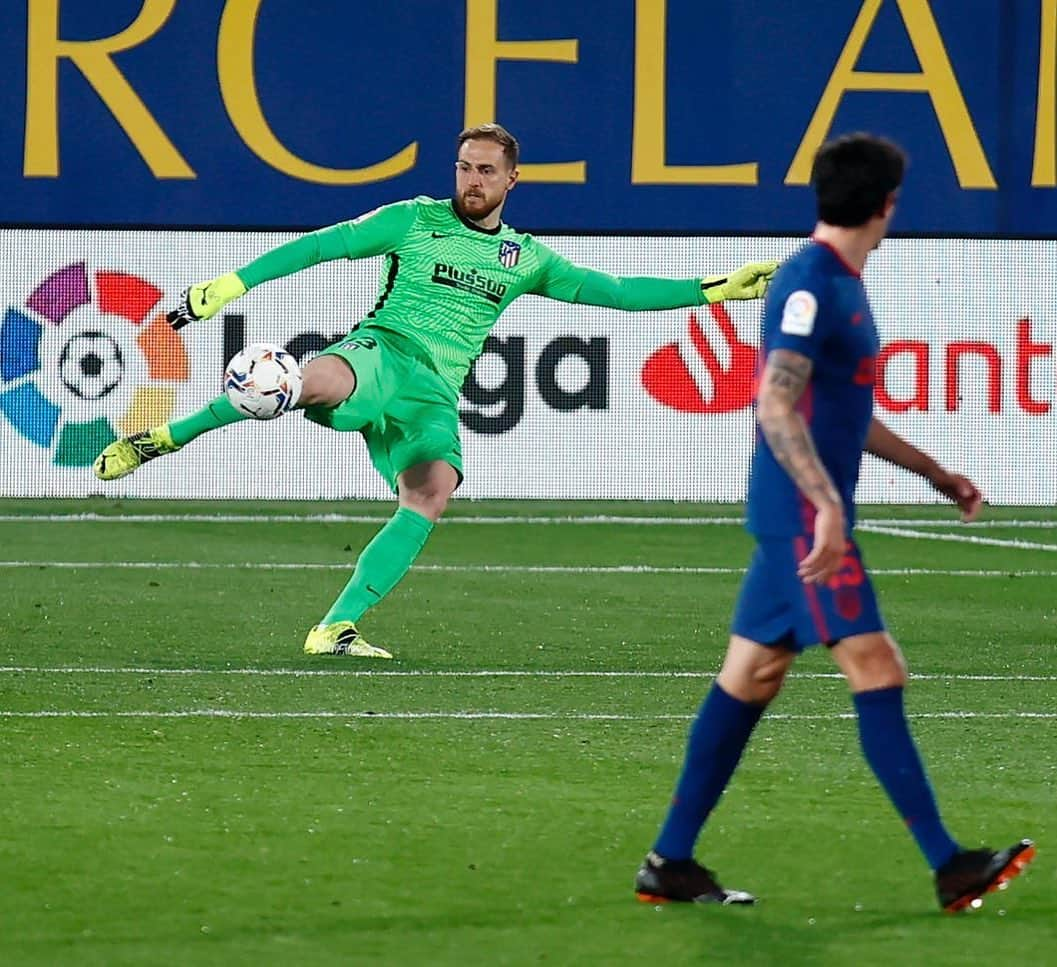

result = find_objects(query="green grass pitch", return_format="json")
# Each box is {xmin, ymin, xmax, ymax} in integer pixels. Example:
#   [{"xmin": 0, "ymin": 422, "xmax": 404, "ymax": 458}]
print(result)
[{"xmin": 1, "ymin": 499, "xmax": 1054, "ymax": 966}]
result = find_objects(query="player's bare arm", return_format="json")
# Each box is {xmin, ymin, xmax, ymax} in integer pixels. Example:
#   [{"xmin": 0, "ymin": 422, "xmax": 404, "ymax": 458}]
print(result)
[
  {"xmin": 865, "ymin": 418, "xmax": 983, "ymax": 522},
  {"xmin": 756, "ymin": 348, "xmax": 845, "ymax": 582}
]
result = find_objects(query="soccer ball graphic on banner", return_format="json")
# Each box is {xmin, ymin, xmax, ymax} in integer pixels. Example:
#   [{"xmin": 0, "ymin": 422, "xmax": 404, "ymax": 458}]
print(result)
[
  {"xmin": 58, "ymin": 331, "xmax": 125, "ymax": 400},
  {"xmin": 224, "ymin": 343, "xmax": 303, "ymax": 419}
]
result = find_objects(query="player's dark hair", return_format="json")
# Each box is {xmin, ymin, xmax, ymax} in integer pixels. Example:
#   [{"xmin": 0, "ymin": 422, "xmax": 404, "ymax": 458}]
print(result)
[
  {"xmin": 457, "ymin": 123, "xmax": 520, "ymax": 169},
  {"xmin": 811, "ymin": 133, "xmax": 906, "ymax": 227}
]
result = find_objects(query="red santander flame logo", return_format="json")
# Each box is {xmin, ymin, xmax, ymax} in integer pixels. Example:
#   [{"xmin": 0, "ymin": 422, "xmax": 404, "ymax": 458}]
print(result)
[{"xmin": 641, "ymin": 305, "xmax": 757, "ymax": 414}]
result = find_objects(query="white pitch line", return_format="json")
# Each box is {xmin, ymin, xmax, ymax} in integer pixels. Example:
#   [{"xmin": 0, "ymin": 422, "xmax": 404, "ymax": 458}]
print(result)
[
  {"xmin": 858, "ymin": 523, "xmax": 1057, "ymax": 552},
  {"xmin": 2, "ymin": 513, "xmax": 745, "ymax": 525},
  {"xmin": 0, "ymin": 710, "xmax": 1053, "ymax": 721},
  {"xmin": 2, "ymin": 513, "xmax": 1057, "ymax": 528},
  {"xmin": 2, "ymin": 667, "xmax": 1056, "ymax": 682},
  {"xmin": 3, "ymin": 560, "xmax": 1057, "ymax": 577},
  {"xmin": 0, "ymin": 560, "xmax": 741, "ymax": 574}
]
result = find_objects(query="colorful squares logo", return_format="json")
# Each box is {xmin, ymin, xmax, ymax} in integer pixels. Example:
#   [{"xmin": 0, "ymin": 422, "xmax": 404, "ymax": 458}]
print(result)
[{"xmin": 0, "ymin": 262, "xmax": 189, "ymax": 466}]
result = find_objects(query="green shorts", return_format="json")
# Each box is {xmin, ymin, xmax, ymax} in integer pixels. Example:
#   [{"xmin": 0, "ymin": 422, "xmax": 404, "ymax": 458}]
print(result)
[{"xmin": 302, "ymin": 326, "xmax": 463, "ymax": 492}]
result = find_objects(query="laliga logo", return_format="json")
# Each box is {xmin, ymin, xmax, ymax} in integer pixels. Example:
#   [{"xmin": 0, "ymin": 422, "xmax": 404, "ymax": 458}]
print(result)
[
  {"xmin": 0, "ymin": 262, "xmax": 188, "ymax": 466},
  {"xmin": 641, "ymin": 304, "xmax": 756, "ymax": 413}
]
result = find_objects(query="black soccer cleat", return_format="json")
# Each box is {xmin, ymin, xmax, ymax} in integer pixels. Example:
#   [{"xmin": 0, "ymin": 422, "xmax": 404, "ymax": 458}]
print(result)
[
  {"xmin": 935, "ymin": 839, "xmax": 1036, "ymax": 912},
  {"xmin": 635, "ymin": 851, "xmax": 756, "ymax": 905}
]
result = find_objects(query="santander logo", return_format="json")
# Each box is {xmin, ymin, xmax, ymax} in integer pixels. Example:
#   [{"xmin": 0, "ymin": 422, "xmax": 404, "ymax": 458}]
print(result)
[
  {"xmin": 642, "ymin": 310, "xmax": 1053, "ymax": 417},
  {"xmin": 641, "ymin": 303, "xmax": 756, "ymax": 414}
]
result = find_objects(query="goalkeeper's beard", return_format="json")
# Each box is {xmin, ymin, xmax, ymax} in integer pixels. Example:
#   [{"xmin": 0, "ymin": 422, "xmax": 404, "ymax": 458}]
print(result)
[{"xmin": 455, "ymin": 190, "xmax": 503, "ymax": 224}]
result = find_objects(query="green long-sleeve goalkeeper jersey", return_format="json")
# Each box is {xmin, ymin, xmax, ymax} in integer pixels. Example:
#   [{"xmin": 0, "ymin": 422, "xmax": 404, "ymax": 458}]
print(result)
[{"xmin": 237, "ymin": 196, "xmax": 707, "ymax": 396}]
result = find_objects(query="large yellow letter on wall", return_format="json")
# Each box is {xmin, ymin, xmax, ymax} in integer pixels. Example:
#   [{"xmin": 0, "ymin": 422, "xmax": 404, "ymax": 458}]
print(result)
[
  {"xmin": 786, "ymin": 0, "xmax": 995, "ymax": 189},
  {"xmin": 219, "ymin": 0, "xmax": 417, "ymax": 185},
  {"xmin": 25, "ymin": 0, "xmax": 192, "ymax": 178},
  {"xmin": 465, "ymin": 0, "xmax": 584, "ymax": 182},
  {"xmin": 1033, "ymin": 0, "xmax": 1056, "ymax": 186},
  {"xmin": 632, "ymin": 0, "xmax": 757, "ymax": 185}
]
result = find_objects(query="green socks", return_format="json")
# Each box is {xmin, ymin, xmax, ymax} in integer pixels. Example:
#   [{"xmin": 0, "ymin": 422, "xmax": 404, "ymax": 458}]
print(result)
[
  {"xmin": 164, "ymin": 395, "xmax": 436, "ymax": 627},
  {"xmin": 168, "ymin": 395, "xmax": 248, "ymax": 446},
  {"xmin": 323, "ymin": 507, "xmax": 435, "ymax": 624}
]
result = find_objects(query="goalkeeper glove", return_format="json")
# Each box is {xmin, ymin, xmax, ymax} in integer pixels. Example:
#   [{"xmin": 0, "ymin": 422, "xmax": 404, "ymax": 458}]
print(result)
[
  {"xmin": 166, "ymin": 272, "xmax": 247, "ymax": 330},
  {"xmin": 701, "ymin": 260, "xmax": 779, "ymax": 304}
]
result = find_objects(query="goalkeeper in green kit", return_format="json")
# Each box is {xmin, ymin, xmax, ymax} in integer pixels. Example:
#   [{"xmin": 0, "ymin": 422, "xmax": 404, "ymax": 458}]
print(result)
[{"xmin": 94, "ymin": 124, "xmax": 778, "ymax": 659}]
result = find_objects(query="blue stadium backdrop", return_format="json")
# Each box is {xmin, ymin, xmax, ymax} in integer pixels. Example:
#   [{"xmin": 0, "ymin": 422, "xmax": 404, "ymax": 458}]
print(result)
[{"xmin": 0, "ymin": 1, "xmax": 1054, "ymax": 501}]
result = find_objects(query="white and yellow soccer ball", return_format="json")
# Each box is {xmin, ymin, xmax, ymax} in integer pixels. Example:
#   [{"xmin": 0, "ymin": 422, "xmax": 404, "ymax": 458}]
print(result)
[{"xmin": 223, "ymin": 343, "xmax": 303, "ymax": 419}]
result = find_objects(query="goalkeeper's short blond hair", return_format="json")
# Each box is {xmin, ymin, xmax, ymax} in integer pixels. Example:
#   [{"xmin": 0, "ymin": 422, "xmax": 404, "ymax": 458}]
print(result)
[{"xmin": 457, "ymin": 123, "xmax": 520, "ymax": 169}]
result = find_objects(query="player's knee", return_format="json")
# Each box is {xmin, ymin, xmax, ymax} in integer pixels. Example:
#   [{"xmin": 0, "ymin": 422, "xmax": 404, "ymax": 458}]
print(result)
[
  {"xmin": 400, "ymin": 488, "xmax": 450, "ymax": 521},
  {"xmin": 719, "ymin": 659, "xmax": 788, "ymax": 705},
  {"xmin": 300, "ymin": 356, "xmax": 356, "ymax": 407},
  {"xmin": 749, "ymin": 658, "xmax": 789, "ymax": 703},
  {"xmin": 837, "ymin": 635, "xmax": 908, "ymax": 690},
  {"xmin": 398, "ymin": 461, "xmax": 458, "ymax": 521},
  {"xmin": 399, "ymin": 473, "xmax": 455, "ymax": 521},
  {"xmin": 855, "ymin": 660, "xmax": 907, "ymax": 691},
  {"xmin": 874, "ymin": 647, "xmax": 908, "ymax": 688},
  {"xmin": 718, "ymin": 638, "xmax": 795, "ymax": 705}
]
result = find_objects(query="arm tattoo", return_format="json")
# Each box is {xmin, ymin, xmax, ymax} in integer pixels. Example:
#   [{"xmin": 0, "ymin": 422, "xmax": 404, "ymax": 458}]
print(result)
[
  {"xmin": 757, "ymin": 350, "xmax": 842, "ymax": 509},
  {"xmin": 764, "ymin": 349, "xmax": 812, "ymax": 400}
]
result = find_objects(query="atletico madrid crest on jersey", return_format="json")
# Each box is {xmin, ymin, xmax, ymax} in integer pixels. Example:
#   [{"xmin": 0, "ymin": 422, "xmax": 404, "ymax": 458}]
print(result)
[{"xmin": 498, "ymin": 240, "xmax": 521, "ymax": 268}]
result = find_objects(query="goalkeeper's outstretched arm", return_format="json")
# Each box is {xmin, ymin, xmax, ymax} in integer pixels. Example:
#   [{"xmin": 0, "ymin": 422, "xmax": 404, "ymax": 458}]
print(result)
[
  {"xmin": 167, "ymin": 201, "xmax": 417, "ymax": 330},
  {"xmin": 528, "ymin": 245, "xmax": 777, "ymax": 311}
]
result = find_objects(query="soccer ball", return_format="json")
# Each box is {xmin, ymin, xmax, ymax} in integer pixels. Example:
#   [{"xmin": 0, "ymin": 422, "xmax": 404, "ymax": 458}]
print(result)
[{"xmin": 224, "ymin": 343, "xmax": 303, "ymax": 419}]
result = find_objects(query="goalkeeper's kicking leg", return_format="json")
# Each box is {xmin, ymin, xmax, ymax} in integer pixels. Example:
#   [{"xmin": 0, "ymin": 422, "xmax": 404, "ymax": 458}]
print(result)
[
  {"xmin": 296, "ymin": 339, "xmax": 462, "ymax": 659},
  {"xmin": 303, "ymin": 460, "xmax": 456, "ymax": 659},
  {"xmin": 92, "ymin": 354, "xmax": 347, "ymax": 481},
  {"xmin": 95, "ymin": 344, "xmax": 458, "ymax": 660}
]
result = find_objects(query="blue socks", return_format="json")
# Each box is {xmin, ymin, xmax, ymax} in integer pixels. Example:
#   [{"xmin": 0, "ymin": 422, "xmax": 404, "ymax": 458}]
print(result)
[
  {"xmin": 653, "ymin": 684, "xmax": 764, "ymax": 861},
  {"xmin": 854, "ymin": 686, "xmax": 960, "ymax": 869},
  {"xmin": 652, "ymin": 682, "xmax": 960, "ymax": 870}
]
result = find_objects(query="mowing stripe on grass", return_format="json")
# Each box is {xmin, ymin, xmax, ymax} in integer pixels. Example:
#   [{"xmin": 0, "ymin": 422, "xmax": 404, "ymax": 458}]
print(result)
[
  {"xmin": 0, "ymin": 710, "xmax": 1054, "ymax": 720},
  {"xmin": 3, "ymin": 513, "xmax": 1057, "ymax": 528},
  {"xmin": 3, "ymin": 561, "xmax": 1057, "ymax": 577},
  {"xmin": 2, "ymin": 667, "xmax": 1055, "ymax": 682},
  {"xmin": 858, "ymin": 524, "xmax": 1057, "ymax": 552}
]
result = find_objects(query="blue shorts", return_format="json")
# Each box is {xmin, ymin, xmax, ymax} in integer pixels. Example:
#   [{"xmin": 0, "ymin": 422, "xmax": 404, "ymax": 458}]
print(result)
[{"xmin": 730, "ymin": 536, "xmax": 884, "ymax": 651}]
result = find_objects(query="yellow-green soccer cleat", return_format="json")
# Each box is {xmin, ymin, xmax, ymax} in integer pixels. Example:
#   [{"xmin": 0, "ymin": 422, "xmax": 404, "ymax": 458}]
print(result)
[
  {"xmin": 303, "ymin": 621, "xmax": 393, "ymax": 659},
  {"xmin": 93, "ymin": 425, "xmax": 181, "ymax": 480}
]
